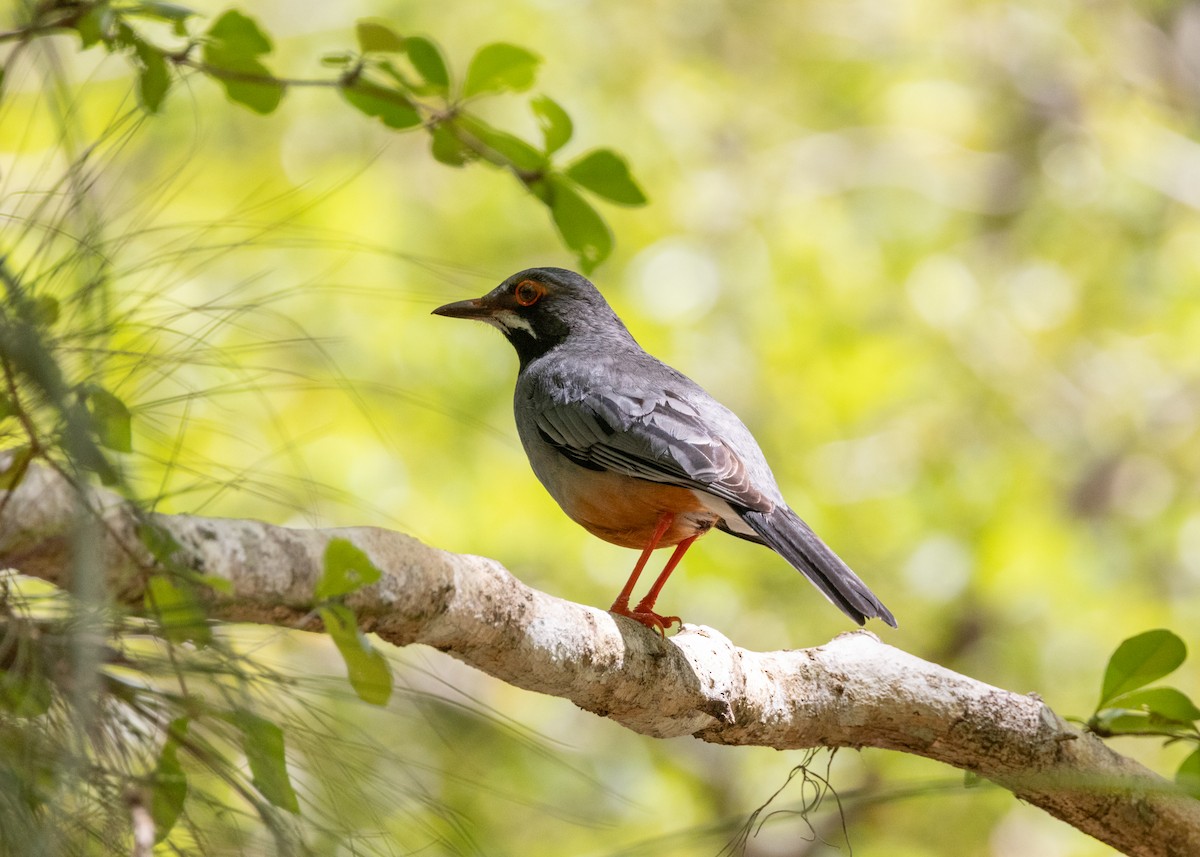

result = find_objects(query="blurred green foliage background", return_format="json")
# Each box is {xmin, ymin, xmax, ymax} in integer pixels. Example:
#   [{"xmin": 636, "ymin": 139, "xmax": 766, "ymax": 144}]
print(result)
[{"xmin": 3, "ymin": 0, "xmax": 1200, "ymax": 853}]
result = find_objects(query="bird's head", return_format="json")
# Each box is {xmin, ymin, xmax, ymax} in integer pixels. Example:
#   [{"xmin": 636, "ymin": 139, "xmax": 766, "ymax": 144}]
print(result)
[{"xmin": 432, "ymin": 267, "xmax": 631, "ymax": 365}]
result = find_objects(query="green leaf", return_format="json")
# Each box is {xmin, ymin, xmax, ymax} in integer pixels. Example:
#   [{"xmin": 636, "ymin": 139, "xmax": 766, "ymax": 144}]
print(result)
[
  {"xmin": 145, "ymin": 575, "xmax": 212, "ymax": 646},
  {"xmin": 462, "ymin": 42, "xmax": 541, "ymax": 97},
  {"xmin": 30, "ymin": 296, "xmax": 59, "ymax": 327},
  {"xmin": 320, "ymin": 52, "xmax": 354, "ymax": 67},
  {"xmin": 1107, "ymin": 687, "xmax": 1200, "ymax": 724},
  {"xmin": 193, "ymin": 573, "xmax": 233, "ymax": 595},
  {"xmin": 0, "ymin": 393, "xmax": 14, "ymax": 421},
  {"xmin": 204, "ymin": 62, "xmax": 283, "ymax": 114},
  {"xmin": 13, "ymin": 294, "xmax": 57, "ymax": 326},
  {"xmin": 133, "ymin": 39, "xmax": 171, "ymax": 114},
  {"xmin": 150, "ymin": 719, "xmax": 189, "ymax": 842},
  {"xmin": 356, "ymin": 20, "xmax": 405, "ymax": 54},
  {"xmin": 547, "ymin": 177, "xmax": 613, "ymax": 274},
  {"xmin": 136, "ymin": 523, "xmax": 235, "ymax": 594},
  {"xmin": 0, "ymin": 638, "xmax": 52, "ymax": 718},
  {"xmin": 1178, "ymin": 748, "xmax": 1200, "ymax": 799},
  {"xmin": 0, "ymin": 445, "xmax": 33, "ymax": 491},
  {"xmin": 206, "ymin": 10, "xmax": 271, "ymax": 55},
  {"xmin": 137, "ymin": 521, "xmax": 182, "ymax": 564},
  {"xmin": 0, "ymin": 673, "xmax": 52, "ymax": 718},
  {"xmin": 75, "ymin": 7, "xmax": 114, "ymax": 49},
  {"xmin": 404, "ymin": 36, "xmax": 449, "ymax": 94},
  {"xmin": 1100, "ymin": 629, "xmax": 1187, "ymax": 707},
  {"xmin": 320, "ymin": 605, "xmax": 393, "ymax": 706},
  {"xmin": 565, "ymin": 149, "xmax": 647, "ymax": 206},
  {"xmin": 430, "ymin": 125, "xmax": 474, "ymax": 167},
  {"xmin": 459, "ymin": 116, "xmax": 546, "ymax": 171},
  {"xmin": 315, "ymin": 538, "xmax": 382, "ymax": 600},
  {"xmin": 531, "ymin": 95, "xmax": 573, "ymax": 154},
  {"xmin": 342, "ymin": 82, "xmax": 421, "ymax": 129},
  {"xmin": 1089, "ymin": 708, "xmax": 1161, "ymax": 737},
  {"xmin": 72, "ymin": 434, "xmax": 119, "ymax": 485},
  {"xmin": 85, "ymin": 385, "xmax": 132, "ymax": 453},
  {"xmin": 202, "ymin": 11, "xmax": 284, "ymax": 114},
  {"xmin": 375, "ymin": 58, "xmax": 416, "ymax": 91},
  {"xmin": 129, "ymin": 2, "xmax": 195, "ymax": 23},
  {"xmin": 230, "ymin": 711, "xmax": 299, "ymax": 814},
  {"xmin": 112, "ymin": 21, "xmax": 137, "ymax": 51}
]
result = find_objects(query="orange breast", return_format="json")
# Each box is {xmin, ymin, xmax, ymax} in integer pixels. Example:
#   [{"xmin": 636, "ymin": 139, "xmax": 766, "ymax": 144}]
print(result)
[{"xmin": 553, "ymin": 468, "xmax": 719, "ymax": 549}]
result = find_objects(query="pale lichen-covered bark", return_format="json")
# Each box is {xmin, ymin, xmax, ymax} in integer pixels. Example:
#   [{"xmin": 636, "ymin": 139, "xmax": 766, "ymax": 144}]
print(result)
[{"xmin": 2, "ymin": 465, "xmax": 1198, "ymax": 857}]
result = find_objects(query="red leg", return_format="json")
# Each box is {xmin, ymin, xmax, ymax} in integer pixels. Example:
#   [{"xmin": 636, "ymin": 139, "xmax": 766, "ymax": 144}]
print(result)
[
  {"xmin": 610, "ymin": 512, "xmax": 674, "ymax": 614},
  {"xmin": 610, "ymin": 512, "xmax": 700, "ymax": 637},
  {"xmin": 628, "ymin": 534, "xmax": 698, "ymax": 634},
  {"xmin": 635, "ymin": 534, "xmax": 698, "ymax": 616}
]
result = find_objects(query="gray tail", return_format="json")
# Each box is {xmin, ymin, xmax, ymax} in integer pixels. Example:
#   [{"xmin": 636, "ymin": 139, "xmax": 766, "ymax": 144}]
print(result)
[{"xmin": 741, "ymin": 507, "xmax": 896, "ymax": 628}]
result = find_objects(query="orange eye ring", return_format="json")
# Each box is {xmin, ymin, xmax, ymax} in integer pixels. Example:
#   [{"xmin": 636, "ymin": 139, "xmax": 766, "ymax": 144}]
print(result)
[{"xmin": 514, "ymin": 279, "xmax": 544, "ymax": 307}]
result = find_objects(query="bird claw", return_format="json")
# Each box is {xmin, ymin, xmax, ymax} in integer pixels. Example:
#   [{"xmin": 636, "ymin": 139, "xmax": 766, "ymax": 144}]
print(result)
[{"xmin": 610, "ymin": 603, "xmax": 682, "ymax": 637}]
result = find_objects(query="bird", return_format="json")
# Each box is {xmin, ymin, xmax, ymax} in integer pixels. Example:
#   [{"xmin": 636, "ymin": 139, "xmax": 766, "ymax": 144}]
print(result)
[{"xmin": 432, "ymin": 267, "xmax": 896, "ymax": 634}]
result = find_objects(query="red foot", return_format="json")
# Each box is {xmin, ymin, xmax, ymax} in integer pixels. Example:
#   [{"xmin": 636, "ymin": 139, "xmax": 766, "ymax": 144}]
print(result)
[
  {"xmin": 607, "ymin": 514, "xmax": 694, "ymax": 638},
  {"xmin": 610, "ymin": 601, "xmax": 682, "ymax": 637}
]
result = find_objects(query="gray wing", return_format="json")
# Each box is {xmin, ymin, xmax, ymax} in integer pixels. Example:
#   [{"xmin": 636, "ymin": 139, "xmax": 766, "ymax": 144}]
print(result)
[{"xmin": 531, "ymin": 386, "xmax": 775, "ymax": 514}]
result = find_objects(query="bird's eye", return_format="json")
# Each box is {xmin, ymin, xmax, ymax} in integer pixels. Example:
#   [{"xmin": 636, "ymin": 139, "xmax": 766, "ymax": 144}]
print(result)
[{"xmin": 514, "ymin": 279, "xmax": 544, "ymax": 307}]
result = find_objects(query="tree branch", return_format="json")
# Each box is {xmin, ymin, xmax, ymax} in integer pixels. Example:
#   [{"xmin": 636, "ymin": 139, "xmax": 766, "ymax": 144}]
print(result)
[{"xmin": 2, "ymin": 464, "xmax": 1198, "ymax": 857}]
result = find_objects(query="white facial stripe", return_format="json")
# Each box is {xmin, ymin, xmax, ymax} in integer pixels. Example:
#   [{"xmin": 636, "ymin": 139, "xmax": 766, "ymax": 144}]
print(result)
[{"xmin": 492, "ymin": 310, "xmax": 537, "ymax": 338}]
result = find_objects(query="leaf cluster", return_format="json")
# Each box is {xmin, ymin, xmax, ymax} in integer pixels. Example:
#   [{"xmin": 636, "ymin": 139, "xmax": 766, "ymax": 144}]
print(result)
[
  {"xmin": 314, "ymin": 538, "xmax": 392, "ymax": 707},
  {"xmin": 1086, "ymin": 629, "xmax": 1200, "ymax": 799},
  {"xmin": 0, "ymin": 577, "xmax": 303, "ymax": 850},
  {"xmin": 0, "ymin": 260, "xmax": 132, "ymax": 491},
  {"xmin": 119, "ymin": 531, "xmax": 391, "ymax": 843},
  {"xmin": 3, "ymin": 2, "xmax": 648, "ymax": 272}
]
